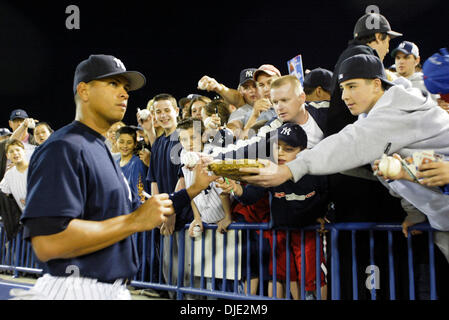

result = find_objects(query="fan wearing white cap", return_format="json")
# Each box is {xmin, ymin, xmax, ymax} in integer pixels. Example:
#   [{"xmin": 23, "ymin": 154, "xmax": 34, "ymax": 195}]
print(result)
[{"xmin": 392, "ymin": 41, "xmax": 439, "ymax": 102}]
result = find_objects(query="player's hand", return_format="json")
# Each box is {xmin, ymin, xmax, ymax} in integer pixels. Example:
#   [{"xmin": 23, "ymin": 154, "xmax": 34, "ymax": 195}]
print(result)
[
  {"xmin": 417, "ymin": 161, "xmax": 449, "ymax": 187},
  {"xmin": 198, "ymin": 76, "xmax": 224, "ymax": 92},
  {"xmin": 240, "ymin": 159, "xmax": 293, "ymax": 188},
  {"xmin": 133, "ymin": 193, "xmax": 174, "ymax": 231}
]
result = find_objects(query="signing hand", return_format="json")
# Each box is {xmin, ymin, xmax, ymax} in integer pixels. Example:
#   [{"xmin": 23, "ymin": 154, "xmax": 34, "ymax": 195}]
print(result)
[{"xmin": 133, "ymin": 193, "xmax": 174, "ymax": 232}]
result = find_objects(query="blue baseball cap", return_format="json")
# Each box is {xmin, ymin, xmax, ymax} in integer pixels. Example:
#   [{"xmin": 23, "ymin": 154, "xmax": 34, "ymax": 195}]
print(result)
[
  {"xmin": 303, "ymin": 68, "xmax": 333, "ymax": 92},
  {"xmin": 338, "ymin": 54, "xmax": 395, "ymax": 88},
  {"xmin": 391, "ymin": 41, "xmax": 420, "ymax": 59},
  {"xmin": 9, "ymin": 109, "xmax": 29, "ymax": 121},
  {"xmin": 272, "ymin": 122, "xmax": 308, "ymax": 149},
  {"xmin": 73, "ymin": 54, "xmax": 146, "ymax": 95},
  {"xmin": 239, "ymin": 68, "xmax": 257, "ymax": 86},
  {"xmin": 423, "ymin": 48, "xmax": 449, "ymax": 95}
]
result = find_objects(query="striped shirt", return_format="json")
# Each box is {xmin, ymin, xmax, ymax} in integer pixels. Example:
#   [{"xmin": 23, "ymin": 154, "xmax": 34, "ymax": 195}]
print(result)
[
  {"xmin": 180, "ymin": 147, "xmax": 225, "ymax": 224},
  {"xmin": 0, "ymin": 166, "xmax": 28, "ymax": 211}
]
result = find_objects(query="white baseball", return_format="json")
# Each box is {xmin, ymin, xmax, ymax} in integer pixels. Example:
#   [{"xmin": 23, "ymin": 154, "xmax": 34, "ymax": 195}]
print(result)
[
  {"xmin": 198, "ymin": 78, "xmax": 208, "ymax": 90},
  {"xmin": 204, "ymin": 117, "xmax": 218, "ymax": 129},
  {"xmin": 192, "ymin": 225, "xmax": 202, "ymax": 238},
  {"xmin": 181, "ymin": 151, "xmax": 200, "ymax": 169},
  {"xmin": 138, "ymin": 108, "xmax": 151, "ymax": 121},
  {"xmin": 378, "ymin": 156, "xmax": 402, "ymax": 177}
]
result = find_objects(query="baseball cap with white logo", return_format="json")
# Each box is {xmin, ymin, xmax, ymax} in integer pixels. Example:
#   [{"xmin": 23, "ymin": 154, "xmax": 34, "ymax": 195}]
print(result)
[
  {"xmin": 271, "ymin": 122, "xmax": 308, "ymax": 149},
  {"xmin": 239, "ymin": 68, "xmax": 257, "ymax": 86},
  {"xmin": 73, "ymin": 54, "xmax": 146, "ymax": 94},
  {"xmin": 391, "ymin": 41, "xmax": 420, "ymax": 59}
]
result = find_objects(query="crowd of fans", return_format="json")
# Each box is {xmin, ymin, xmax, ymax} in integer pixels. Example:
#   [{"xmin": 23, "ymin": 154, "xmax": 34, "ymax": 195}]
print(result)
[{"xmin": 1, "ymin": 10, "xmax": 449, "ymax": 300}]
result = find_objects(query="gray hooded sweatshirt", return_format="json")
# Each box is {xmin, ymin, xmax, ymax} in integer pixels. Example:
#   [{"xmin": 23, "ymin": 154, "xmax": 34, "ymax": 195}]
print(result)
[{"xmin": 286, "ymin": 84, "xmax": 449, "ymax": 230}]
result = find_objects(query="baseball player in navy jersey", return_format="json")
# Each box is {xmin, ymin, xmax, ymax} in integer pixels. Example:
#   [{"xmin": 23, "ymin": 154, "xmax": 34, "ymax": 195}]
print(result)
[{"xmin": 12, "ymin": 54, "xmax": 216, "ymax": 300}]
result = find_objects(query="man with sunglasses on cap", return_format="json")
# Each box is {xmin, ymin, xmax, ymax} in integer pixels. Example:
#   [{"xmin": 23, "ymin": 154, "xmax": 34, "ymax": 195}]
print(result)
[{"xmin": 15, "ymin": 54, "xmax": 216, "ymax": 300}]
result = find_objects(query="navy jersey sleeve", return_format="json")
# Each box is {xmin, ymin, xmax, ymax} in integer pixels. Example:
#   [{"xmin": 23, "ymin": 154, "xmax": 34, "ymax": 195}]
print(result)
[
  {"xmin": 21, "ymin": 142, "xmax": 87, "ymax": 239},
  {"xmin": 22, "ymin": 140, "xmax": 87, "ymax": 235}
]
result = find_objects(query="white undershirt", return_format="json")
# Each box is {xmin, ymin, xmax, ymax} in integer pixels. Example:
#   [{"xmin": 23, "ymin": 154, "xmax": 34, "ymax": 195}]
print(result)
[
  {"xmin": 0, "ymin": 166, "xmax": 28, "ymax": 211},
  {"xmin": 300, "ymin": 113, "xmax": 324, "ymax": 149}
]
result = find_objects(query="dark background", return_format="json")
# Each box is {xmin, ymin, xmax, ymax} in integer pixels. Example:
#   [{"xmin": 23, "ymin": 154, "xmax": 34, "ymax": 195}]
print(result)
[{"xmin": 1, "ymin": 0, "xmax": 448, "ymax": 129}]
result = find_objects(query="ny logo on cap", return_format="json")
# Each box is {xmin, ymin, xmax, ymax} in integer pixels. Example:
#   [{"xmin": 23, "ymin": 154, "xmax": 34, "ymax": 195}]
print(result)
[
  {"xmin": 281, "ymin": 127, "xmax": 291, "ymax": 136},
  {"xmin": 245, "ymin": 70, "xmax": 254, "ymax": 77},
  {"xmin": 114, "ymin": 58, "xmax": 126, "ymax": 71}
]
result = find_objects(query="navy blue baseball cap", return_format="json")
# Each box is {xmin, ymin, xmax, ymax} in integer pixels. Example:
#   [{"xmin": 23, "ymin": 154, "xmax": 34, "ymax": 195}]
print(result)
[
  {"xmin": 272, "ymin": 123, "xmax": 307, "ymax": 149},
  {"xmin": 338, "ymin": 54, "xmax": 395, "ymax": 88},
  {"xmin": 353, "ymin": 13, "xmax": 402, "ymax": 39},
  {"xmin": 303, "ymin": 68, "xmax": 333, "ymax": 92},
  {"xmin": 239, "ymin": 68, "xmax": 257, "ymax": 86},
  {"xmin": 391, "ymin": 41, "xmax": 420, "ymax": 59},
  {"xmin": 10, "ymin": 109, "xmax": 29, "ymax": 121},
  {"xmin": 423, "ymin": 48, "xmax": 449, "ymax": 95},
  {"xmin": 73, "ymin": 54, "xmax": 146, "ymax": 94}
]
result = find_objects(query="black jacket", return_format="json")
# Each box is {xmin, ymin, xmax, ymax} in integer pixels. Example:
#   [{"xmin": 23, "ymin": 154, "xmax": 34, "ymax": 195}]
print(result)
[{"xmin": 0, "ymin": 191, "xmax": 23, "ymax": 241}]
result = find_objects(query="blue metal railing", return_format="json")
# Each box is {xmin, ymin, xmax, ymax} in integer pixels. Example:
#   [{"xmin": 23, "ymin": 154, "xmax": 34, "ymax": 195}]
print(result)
[{"xmin": 0, "ymin": 221, "xmax": 440, "ymax": 300}]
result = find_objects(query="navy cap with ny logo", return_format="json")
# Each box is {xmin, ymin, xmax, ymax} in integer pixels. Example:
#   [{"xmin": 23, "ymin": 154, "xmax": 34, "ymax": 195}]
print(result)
[
  {"xmin": 73, "ymin": 54, "xmax": 146, "ymax": 94},
  {"xmin": 272, "ymin": 122, "xmax": 308, "ymax": 149}
]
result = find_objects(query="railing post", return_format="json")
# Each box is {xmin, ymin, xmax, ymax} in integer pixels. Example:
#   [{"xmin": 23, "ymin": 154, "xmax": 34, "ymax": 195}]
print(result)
[
  {"xmin": 387, "ymin": 231, "xmax": 396, "ymax": 300},
  {"xmin": 330, "ymin": 227, "xmax": 340, "ymax": 300},
  {"xmin": 176, "ymin": 228, "xmax": 186, "ymax": 300},
  {"xmin": 351, "ymin": 230, "xmax": 358, "ymax": 300},
  {"xmin": 428, "ymin": 230, "xmax": 437, "ymax": 300},
  {"xmin": 407, "ymin": 231, "xmax": 415, "ymax": 300}
]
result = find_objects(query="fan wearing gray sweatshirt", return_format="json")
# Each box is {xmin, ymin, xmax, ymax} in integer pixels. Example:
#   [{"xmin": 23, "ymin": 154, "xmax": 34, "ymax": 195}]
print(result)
[{"xmin": 241, "ymin": 54, "xmax": 449, "ymax": 233}]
